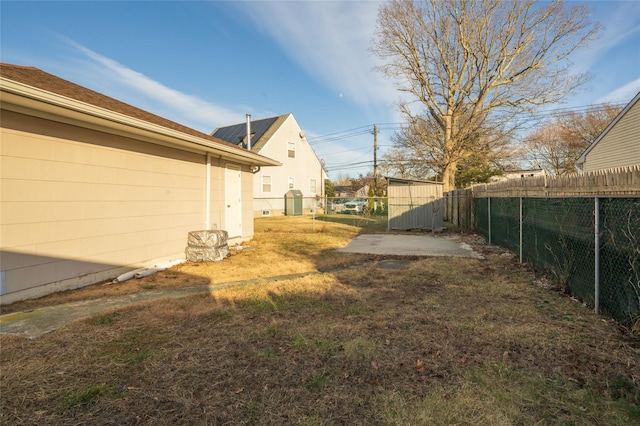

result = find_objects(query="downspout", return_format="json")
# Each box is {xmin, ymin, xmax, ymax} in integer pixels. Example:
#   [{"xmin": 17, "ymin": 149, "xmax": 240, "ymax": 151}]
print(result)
[{"xmin": 205, "ymin": 152, "xmax": 211, "ymax": 229}]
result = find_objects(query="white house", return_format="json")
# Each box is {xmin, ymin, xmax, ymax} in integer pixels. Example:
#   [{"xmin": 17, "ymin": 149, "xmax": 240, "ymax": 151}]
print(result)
[
  {"xmin": 490, "ymin": 169, "xmax": 546, "ymax": 182},
  {"xmin": 576, "ymin": 91, "xmax": 640, "ymax": 172},
  {"xmin": 212, "ymin": 113, "xmax": 328, "ymax": 216}
]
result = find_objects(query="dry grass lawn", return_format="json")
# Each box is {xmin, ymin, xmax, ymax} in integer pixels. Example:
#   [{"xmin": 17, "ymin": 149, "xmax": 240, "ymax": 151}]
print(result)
[{"xmin": 1, "ymin": 215, "xmax": 639, "ymax": 425}]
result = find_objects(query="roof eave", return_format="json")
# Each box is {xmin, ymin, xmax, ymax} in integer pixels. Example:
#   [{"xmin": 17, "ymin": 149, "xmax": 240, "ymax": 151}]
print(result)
[{"xmin": 0, "ymin": 78, "xmax": 281, "ymax": 167}]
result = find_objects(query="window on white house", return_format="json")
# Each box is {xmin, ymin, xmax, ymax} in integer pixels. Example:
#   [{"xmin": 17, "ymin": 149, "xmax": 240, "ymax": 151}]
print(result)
[
  {"xmin": 309, "ymin": 179, "xmax": 317, "ymax": 194},
  {"xmin": 287, "ymin": 141, "xmax": 295, "ymax": 158},
  {"xmin": 262, "ymin": 176, "xmax": 272, "ymax": 192},
  {"xmin": 288, "ymin": 177, "xmax": 295, "ymax": 189}
]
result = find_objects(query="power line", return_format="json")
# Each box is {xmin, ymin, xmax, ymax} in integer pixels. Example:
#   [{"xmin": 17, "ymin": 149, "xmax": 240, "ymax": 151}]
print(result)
[
  {"xmin": 325, "ymin": 161, "xmax": 374, "ymax": 172},
  {"xmin": 326, "ymin": 149, "xmax": 373, "ymax": 167},
  {"xmin": 318, "ymin": 98, "xmax": 633, "ymax": 176},
  {"xmin": 306, "ymin": 124, "xmax": 373, "ymax": 140},
  {"xmin": 311, "ymin": 99, "xmax": 631, "ymax": 145},
  {"xmin": 308, "ymin": 130, "xmax": 373, "ymax": 145},
  {"xmin": 307, "ymin": 123, "xmax": 404, "ymax": 145}
]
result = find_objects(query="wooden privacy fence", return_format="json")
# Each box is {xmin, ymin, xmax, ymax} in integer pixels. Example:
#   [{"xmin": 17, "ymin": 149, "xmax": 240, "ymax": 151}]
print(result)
[
  {"xmin": 444, "ymin": 166, "xmax": 640, "ymax": 230},
  {"xmin": 472, "ymin": 165, "xmax": 640, "ymax": 198}
]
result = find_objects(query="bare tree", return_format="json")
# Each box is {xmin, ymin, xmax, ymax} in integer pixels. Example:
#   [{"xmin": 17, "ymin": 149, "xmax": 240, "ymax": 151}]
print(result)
[
  {"xmin": 523, "ymin": 103, "xmax": 622, "ymax": 175},
  {"xmin": 380, "ymin": 122, "xmax": 441, "ymax": 179},
  {"xmin": 557, "ymin": 103, "xmax": 623, "ymax": 152},
  {"xmin": 522, "ymin": 123, "xmax": 571, "ymax": 175},
  {"xmin": 371, "ymin": 0, "xmax": 600, "ymax": 191},
  {"xmin": 333, "ymin": 172, "xmax": 353, "ymax": 186}
]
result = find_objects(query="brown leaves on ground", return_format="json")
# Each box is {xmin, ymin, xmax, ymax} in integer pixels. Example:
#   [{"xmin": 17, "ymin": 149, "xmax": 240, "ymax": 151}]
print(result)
[{"xmin": 1, "ymin": 216, "xmax": 639, "ymax": 425}]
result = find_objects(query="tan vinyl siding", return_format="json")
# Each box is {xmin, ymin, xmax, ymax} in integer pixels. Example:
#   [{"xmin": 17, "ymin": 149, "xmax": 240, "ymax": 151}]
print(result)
[
  {"xmin": 241, "ymin": 164, "xmax": 254, "ymax": 238},
  {"xmin": 583, "ymin": 100, "xmax": 640, "ymax": 172},
  {"xmin": 1, "ymin": 110, "xmax": 208, "ymax": 297}
]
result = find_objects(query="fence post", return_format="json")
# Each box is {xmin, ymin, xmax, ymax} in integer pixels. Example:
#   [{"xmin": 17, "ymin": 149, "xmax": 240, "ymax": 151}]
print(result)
[
  {"xmin": 488, "ymin": 197, "xmax": 491, "ymax": 244},
  {"xmin": 519, "ymin": 196, "xmax": 523, "ymax": 263},
  {"xmin": 594, "ymin": 197, "xmax": 600, "ymax": 315}
]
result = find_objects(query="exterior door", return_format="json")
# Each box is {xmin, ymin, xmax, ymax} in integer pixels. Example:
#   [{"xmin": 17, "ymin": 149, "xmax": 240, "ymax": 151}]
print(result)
[{"xmin": 225, "ymin": 165, "xmax": 242, "ymax": 237}]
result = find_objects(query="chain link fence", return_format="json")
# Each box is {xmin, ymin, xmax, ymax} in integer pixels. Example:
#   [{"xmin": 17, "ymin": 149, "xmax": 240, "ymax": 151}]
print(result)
[
  {"xmin": 254, "ymin": 197, "xmax": 325, "ymax": 217},
  {"xmin": 600, "ymin": 198, "xmax": 640, "ymax": 327},
  {"xmin": 474, "ymin": 196, "xmax": 640, "ymax": 328},
  {"xmin": 325, "ymin": 197, "xmax": 388, "ymax": 216},
  {"xmin": 254, "ymin": 196, "xmax": 389, "ymax": 217}
]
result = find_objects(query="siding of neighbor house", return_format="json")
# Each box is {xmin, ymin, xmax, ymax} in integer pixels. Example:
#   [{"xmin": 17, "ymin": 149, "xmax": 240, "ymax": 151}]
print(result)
[
  {"xmin": 253, "ymin": 114, "xmax": 326, "ymax": 216},
  {"xmin": 0, "ymin": 64, "xmax": 279, "ymax": 304},
  {"xmin": 582, "ymin": 95, "xmax": 640, "ymax": 172},
  {"xmin": 212, "ymin": 113, "xmax": 326, "ymax": 217}
]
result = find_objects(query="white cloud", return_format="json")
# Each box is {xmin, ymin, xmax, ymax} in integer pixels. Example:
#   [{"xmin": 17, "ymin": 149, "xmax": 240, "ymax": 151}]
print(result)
[
  {"xmin": 235, "ymin": 1, "xmax": 398, "ymax": 109},
  {"xmin": 597, "ymin": 77, "xmax": 640, "ymax": 103},
  {"xmin": 60, "ymin": 38, "xmax": 249, "ymax": 131}
]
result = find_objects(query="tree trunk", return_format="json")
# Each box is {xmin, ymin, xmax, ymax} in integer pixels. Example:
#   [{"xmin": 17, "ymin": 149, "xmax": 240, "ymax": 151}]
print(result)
[
  {"xmin": 442, "ymin": 112, "xmax": 456, "ymax": 192},
  {"xmin": 442, "ymin": 162, "xmax": 456, "ymax": 192}
]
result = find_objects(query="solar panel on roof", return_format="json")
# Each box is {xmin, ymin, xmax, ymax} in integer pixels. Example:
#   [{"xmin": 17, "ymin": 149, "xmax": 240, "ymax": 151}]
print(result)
[{"xmin": 212, "ymin": 117, "xmax": 279, "ymax": 149}]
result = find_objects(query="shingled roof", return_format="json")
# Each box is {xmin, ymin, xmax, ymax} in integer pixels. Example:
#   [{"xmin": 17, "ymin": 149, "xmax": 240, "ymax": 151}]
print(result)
[{"xmin": 0, "ymin": 63, "xmax": 249, "ymax": 154}]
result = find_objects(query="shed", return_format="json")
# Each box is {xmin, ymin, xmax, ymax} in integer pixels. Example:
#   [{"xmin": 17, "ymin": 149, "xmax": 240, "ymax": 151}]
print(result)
[
  {"xmin": 285, "ymin": 190, "xmax": 303, "ymax": 216},
  {"xmin": 386, "ymin": 177, "xmax": 444, "ymax": 231}
]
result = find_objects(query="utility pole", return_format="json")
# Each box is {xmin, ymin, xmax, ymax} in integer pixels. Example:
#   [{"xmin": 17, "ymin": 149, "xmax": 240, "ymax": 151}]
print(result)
[
  {"xmin": 372, "ymin": 124, "xmax": 378, "ymax": 194},
  {"xmin": 372, "ymin": 125, "xmax": 378, "ymax": 211}
]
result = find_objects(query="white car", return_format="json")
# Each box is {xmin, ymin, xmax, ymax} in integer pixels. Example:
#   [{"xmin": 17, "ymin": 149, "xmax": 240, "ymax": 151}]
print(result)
[
  {"xmin": 330, "ymin": 199, "xmax": 346, "ymax": 213},
  {"xmin": 343, "ymin": 200, "xmax": 367, "ymax": 214}
]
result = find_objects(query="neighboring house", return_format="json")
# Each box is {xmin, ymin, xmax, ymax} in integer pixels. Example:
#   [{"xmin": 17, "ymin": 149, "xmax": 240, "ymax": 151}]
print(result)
[
  {"xmin": 576, "ymin": 91, "xmax": 640, "ymax": 172},
  {"xmin": 333, "ymin": 185, "xmax": 370, "ymax": 198},
  {"xmin": 212, "ymin": 113, "xmax": 327, "ymax": 217},
  {"xmin": 490, "ymin": 169, "xmax": 546, "ymax": 182},
  {"xmin": 0, "ymin": 63, "xmax": 280, "ymax": 304},
  {"xmin": 333, "ymin": 185, "xmax": 356, "ymax": 198}
]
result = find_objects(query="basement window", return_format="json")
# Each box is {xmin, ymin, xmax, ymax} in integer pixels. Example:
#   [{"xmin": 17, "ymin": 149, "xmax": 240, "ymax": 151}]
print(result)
[{"xmin": 262, "ymin": 210, "xmax": 271, "ymax": 217}]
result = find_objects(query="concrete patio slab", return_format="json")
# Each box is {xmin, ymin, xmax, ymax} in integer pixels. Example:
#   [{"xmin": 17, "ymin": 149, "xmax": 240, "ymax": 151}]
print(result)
[{"xmin": 336, "ymin": 234, "xmax": 484, "ymax": 259}]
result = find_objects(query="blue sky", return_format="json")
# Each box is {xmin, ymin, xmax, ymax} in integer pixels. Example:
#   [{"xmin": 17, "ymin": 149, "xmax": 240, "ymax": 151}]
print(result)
[{"xmin": 2, "ymin": 1, "xmax": 639, "ymax": 180}]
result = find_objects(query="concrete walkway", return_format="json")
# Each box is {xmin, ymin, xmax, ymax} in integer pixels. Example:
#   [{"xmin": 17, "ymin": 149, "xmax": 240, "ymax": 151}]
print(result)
[
  {"xmin": 0, "ymin": 272, "xmax": 316, "ymax": 339},
  {"xmin": 1, "ymin": 234, "xmax": 483, "ymax": 339}
]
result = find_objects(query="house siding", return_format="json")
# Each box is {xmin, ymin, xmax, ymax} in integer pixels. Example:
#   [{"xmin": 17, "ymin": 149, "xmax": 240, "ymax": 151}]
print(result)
[
  {"xmin": 252, "ymin": 114, "xmax": 326, "ymax": 217},
  {"xmin": 0, "ymin": 110, "xmax": 246, "ymax": 303},
  {"xmin": 583, "ymin": 99, "xmax": 640, "ymax": 172}
]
